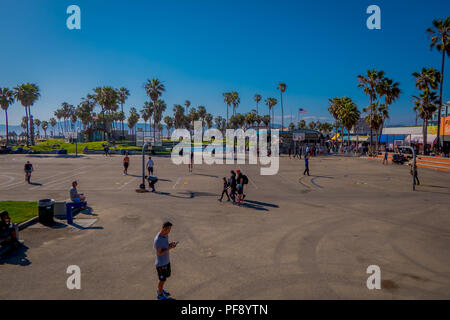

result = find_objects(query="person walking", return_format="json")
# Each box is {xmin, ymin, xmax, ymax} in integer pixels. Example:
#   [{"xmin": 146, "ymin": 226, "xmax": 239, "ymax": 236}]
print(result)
[
  {"xmin": 24, "ymin": 161, "xmax": 33, "ymax": 184},
  {"xmin": 382, "ymin": 147, "xmax": 389, "ymax": 165},
  {"xmin": 410, "ymin": 161, "xmax": 420, "ymax": 186},
  {"xmin": 229, "ymin": 170, "xmax": 237, "ymax": 202},
  {"xmin": 303, "ymin": 152, "xmax": 310, "ymax": 176},
  {"xmin": 218, "ymin": 177, "xmax": 231, "ymax": 202},
  {"xmin": 188, "ymin": 151, "xmax": 194, "ymax": 172},
  {"xmin": 123, "ymin": 152, "xmax": 130, "ymax": 175},
  {"xmin": 154, "ymin": 221, "xmax": 177, "ymax": 300},
  {"xmin": 147, "ymin": 156, "xmax": 154, "ymax": 176}
]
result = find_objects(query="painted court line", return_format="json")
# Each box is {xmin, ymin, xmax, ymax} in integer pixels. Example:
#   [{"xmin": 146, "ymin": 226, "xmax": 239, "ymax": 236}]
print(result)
[
  {"xmin": 173, "ymin": 176, "xmax": 182, "ymax": 189},
  {"xmin": 29, "ymin": 171, "xmax": 89, "ymax": 190}
]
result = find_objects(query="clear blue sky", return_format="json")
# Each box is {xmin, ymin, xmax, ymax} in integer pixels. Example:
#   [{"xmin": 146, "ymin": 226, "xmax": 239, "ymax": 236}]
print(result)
[{"xmin": 1, "ymin": 0, "xmax": 449, "ymax": 126}]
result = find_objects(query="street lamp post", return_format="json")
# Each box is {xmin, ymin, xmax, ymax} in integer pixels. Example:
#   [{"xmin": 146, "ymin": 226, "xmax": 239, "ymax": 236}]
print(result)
[{"xmin": 139, "ymin": 142, "xmax": 149, "ymax": 190}]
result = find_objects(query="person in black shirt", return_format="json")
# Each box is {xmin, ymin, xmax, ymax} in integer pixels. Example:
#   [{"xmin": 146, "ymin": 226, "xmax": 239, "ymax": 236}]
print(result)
[
  {"xmin": 24, "ymin": 161, "xmax": 33, "ymax": 183},
  {"xmin": 218, "ymin": 177, "xmax": 231, "ymax": 202},
  {"xmin": 229, "ymin": 170, "xmax": 237, "ymax": 202}
]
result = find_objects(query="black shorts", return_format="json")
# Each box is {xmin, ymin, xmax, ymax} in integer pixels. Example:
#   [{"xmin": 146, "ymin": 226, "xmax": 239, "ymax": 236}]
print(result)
[
  {"xmin": 156, "ymin": 263, "xmax": 171, "ymax": 281},
  {"xmin": 148, "ymin": 167, "xmax": 154, "ymax": 174},
  {"xmin": 124, "ymin": 163, "xmax": 129, "ymax": 169}
]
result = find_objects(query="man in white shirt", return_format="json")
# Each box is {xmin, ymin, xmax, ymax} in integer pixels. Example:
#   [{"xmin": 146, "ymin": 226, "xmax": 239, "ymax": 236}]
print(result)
[{"xmin": 147, "ymin": 156, "xmax": 154, "ymax": 175}]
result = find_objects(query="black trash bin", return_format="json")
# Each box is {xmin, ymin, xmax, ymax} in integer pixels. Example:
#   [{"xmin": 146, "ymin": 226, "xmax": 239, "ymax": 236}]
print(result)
[{"xmin": 38, "ymin": 199, "xmax": 55, "ymax": 225}]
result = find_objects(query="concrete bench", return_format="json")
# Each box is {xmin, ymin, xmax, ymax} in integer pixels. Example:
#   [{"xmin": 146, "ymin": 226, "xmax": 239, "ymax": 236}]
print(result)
[{"xmin": 66, "ymin": 201, "xmax": 87, "ymax": 224}]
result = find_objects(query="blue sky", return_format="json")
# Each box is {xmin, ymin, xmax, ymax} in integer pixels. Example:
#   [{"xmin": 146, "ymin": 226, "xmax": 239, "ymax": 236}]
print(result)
[{"xmin": 0, "ymin": 0, "xmax": 449, "ymax": 126}]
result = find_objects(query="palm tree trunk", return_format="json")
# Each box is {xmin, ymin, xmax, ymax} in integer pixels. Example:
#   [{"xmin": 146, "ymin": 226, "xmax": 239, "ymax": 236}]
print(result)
[
  {"xmin": 280, "ymin": 92, "xmax": 284, "ymax": 131},
  {"xmin": 25, "ymin": 107, "xmax": 30, "ymax": 146},
  {"xmin": 5, "ymin": 110, "xmax": 9, "ymax": 146},
  {"xmin": 423, "ymin": 120, "xmax": 428, "ymax": 155},
  {"xmin": 28, "ymin": 107, "xmax": 35, "ymax": 145}
]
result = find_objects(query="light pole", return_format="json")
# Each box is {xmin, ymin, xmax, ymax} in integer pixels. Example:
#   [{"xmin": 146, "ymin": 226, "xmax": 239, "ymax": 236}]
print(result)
[{"xmin": 138, "ymin": 142, "xmax": 149, "ymax": 191}]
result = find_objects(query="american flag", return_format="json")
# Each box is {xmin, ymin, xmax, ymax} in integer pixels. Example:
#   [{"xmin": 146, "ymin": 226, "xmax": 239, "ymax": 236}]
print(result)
[{"xmin": 299, "ymin": 108, "xmax": 307, "ymax": 114}]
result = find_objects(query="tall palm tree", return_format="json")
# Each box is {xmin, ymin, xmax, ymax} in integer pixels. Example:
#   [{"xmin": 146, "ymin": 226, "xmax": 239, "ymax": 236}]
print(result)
[
  {"xmin": 173, "ymin": 104, "xmax": 185, "ymax": 129},
  {"xmin": 377, "ymin": 77, "xmax": 401, "ymax": 144},
  {"xmin": 205, "ymin": 113, "xmax": 213, "ymax": 129},
  {"xmin": 0, "ymin": 88, "xmax": 15, "ymax": 146},
  {"xmin": 13, "ymin": 83, "xmax": 40, "ymax": 146},
  {"xmin": 93, "ymin": 86, "xmax": 119, "ymax": 141},
  {"xmin": 144, "ymin": 78, "xmax": 165, "ymax": 142},
  {"xmin": 357, "ymin": 70, "xmax": 384, "ymax": 150},
  {"xmin": 277, "ymin": 83, "xmax": 287, "ymax": 130},
  {"xmin": 427, "ymin": 17, "xmax": 450, "ymax": 150},
  {"xmin": 223, "ymin": 92, "xmax": 232, "ymax": 124},
  {"xmin": 413, "ymin": 90, "xmax": 439, "ymax": 152},
  {"xmin": 328, "ymin": 97, "xmax": 342, "ymax": 142},
  {"xmin": 117, "ymin": 87, "xmax": 130, "ymax": 140},
  {"xmin": 140, "ymin": 105, "xmax": 151, "ymax": 133},
  {"xmin": 164, "ymin": 116, "xmax": 174, "ymax": 138},
  {"xmin": 41, "ymin": 121, "xmax": 49, "ymax": 138},
  {"xmin": 254, "ymin": 94, "xmax": 262, "ymax": 117},
  {"xmin": 231, "ymin": 92, "xmax": 240, "ymax": 117},
  {"xmin": 34, "ymin": 119, "xmax": 41, "ymax": 137},
  {"xmin": 49, "ymin": 117, "xmax": 57, "ymax": 137},
  {"xmin": 265, "ymin": 98, "xmax": 278, "ymax": 129},
  {"xmin": 412, "ymin": 67, "xmax": 441, "ymax": 92},
  {"xmin": 197, "ymin": 106, "xmax": 207, "ymax": 128},
  {"xmin": 184, "ymin": 100, "xmax": 191, "ymax": 115},
  {"xmin": 154, "ymin": 99, "xmax": 167, "ymax": 140},
  {"xmin": 338, "ymin": 99, "xmax": 361, "ymax": 147}
]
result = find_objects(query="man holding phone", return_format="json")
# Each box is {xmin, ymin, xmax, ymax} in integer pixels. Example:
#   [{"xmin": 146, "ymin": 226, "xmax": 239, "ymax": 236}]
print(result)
[{"xmin": 154, "ymin": 221, "xmax": 178, "ymax": 300}]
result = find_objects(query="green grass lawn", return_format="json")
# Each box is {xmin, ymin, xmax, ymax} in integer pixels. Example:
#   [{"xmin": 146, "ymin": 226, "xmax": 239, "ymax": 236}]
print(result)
[{"xmin": 0, "ymin": 201, "xmax": 38, "ymax": 224}]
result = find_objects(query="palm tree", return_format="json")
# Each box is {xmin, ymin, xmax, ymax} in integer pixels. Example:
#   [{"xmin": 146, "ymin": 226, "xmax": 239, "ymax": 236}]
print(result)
[
  {"xmin": 328, "ymin": 97, "xmax": 343, "ymax": 143},
  {"xmin": 277, "ymin": 83, "xmax": 287, "ymax": 130},
  {"xmin": 357, "ymin": 70, "xmax": 384, "ymax": 149},
  {"xmin": 184, "ymin": 100, "xmax": 191, "ymax": 115},
  {"xmin": 41, "ymin": 121, "xmax": 49, "ymax": 138},
  {"xmin": 173, "ymin": 104, "xmax": 185, "ymax": 129},
  {"xmin": 377, "ymin": 77, "xmax": 401, "ymax": 144},
  {"xmin": 223, "ymin": 92, "xmax": 232, "ymax": 124},
  {"xmin": 197, "ymin": 106, "xmax": 207, "ymax": 128},
  {"xmin": 427, "ymin": 17, "xmax": 450, "ymax": 150},
  {"xmin": 338, "ymin": 99, "xmax": 361, "ymax": 147},
  {"xmin": 412, "ymin": 67, "xmax": 440, "ymax": 92},
  {"xmin": 154, "ymin": 99, "xmax": 167, "ymax": 140},
  {"xmin": 188, "ymin": 107, "xmax": 199, "ymax": 132},
  {"xmin": 413, "ymin": 90, "xmax": 439, "ymax": 153},
  {"xmin": 93, "ymin": 86, "xmax": 119, "ymax": 141},
  {"xmin": 261, "ymin": 115, "xmax": 270, "ymax": 128},
  {"xmin": 265, "ymin": 98, "xmax": 278, "ymax": 129},
  {"xmin": 164, "ymin": 116, "xmax": 174, "ymax": 138},
  {"xmin": 288, "ymin": 122, "xmax": 295, "ymax": 131},
  {"xmin": 231, "ymin": 92, "xmax": 240, "ymax": 117},
  {"xmin": 0, "ymin": 88, "xmax": 15, "ymax": 146},
  {"xmin": 214, "ymin": 116, "xmax": 226, "ymax": 133},
  {"xmin": 127, "ymin": 108, "xmax": 140, "ymax": 139},
  {"xmin": 140, "ymin": 105, "xmax": 151, "ymax": 133},
  {"xmin": 144, "ymin": 78, "xmax": 165, "ymax": 142},
  {"xmin": 13, "ymin": 83, "xmax": 40, "ymax": 146},
  {"xmin": 49, "ymin": 118, "xmax": 57, "ymax": 137},
  {"xmin": 117, "ymin": 87, "xmax": 130, "ymax": 140},
  {"xmin": 254, "ymin": 94, "xmax": 262, "ymax": 117},
  {"xmin": 34, "ymin": 119, "xmax": 41, "ymax": 137},
  {"xmin": 205, "ymin": 113, "xmax": 213, "ymax": 129},
  {"xmin": 298, "ymin": 120, "xmax": 306, "ymax": 129}
]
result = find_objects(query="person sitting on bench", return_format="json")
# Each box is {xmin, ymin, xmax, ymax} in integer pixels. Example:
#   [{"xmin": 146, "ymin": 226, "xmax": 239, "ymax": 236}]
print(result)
[
  {"xmin": 70, "ymin": 181, "xmax": 86, "ymax": 204},
  {"xmin": 0, "ymin": 211, "xmax": 20, "ymax": 248}
]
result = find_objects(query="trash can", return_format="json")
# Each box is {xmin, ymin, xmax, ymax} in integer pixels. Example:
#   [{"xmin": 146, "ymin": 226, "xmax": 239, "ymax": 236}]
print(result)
[{"xmin": 38, "ymin": 199, "xmax": 55, "ymax": 225}]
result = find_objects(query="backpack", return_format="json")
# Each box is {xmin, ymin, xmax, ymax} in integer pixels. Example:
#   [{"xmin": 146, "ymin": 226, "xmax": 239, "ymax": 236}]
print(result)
[{"xmin": 242, "ymin": 175, "xmax": 249, "ymax": 185}]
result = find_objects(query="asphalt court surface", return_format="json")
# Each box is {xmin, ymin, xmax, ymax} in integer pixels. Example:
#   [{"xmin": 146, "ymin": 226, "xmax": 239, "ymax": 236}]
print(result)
[{"xmin": 0, "ymin": 154, "xmax": 450, "ymax": 299}]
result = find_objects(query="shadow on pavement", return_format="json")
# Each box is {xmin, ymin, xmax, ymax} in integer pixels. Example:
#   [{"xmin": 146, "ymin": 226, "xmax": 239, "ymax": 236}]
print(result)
[{"xmin": 0, "ymin": 244, "xmax": 31, "ymax": 266}]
